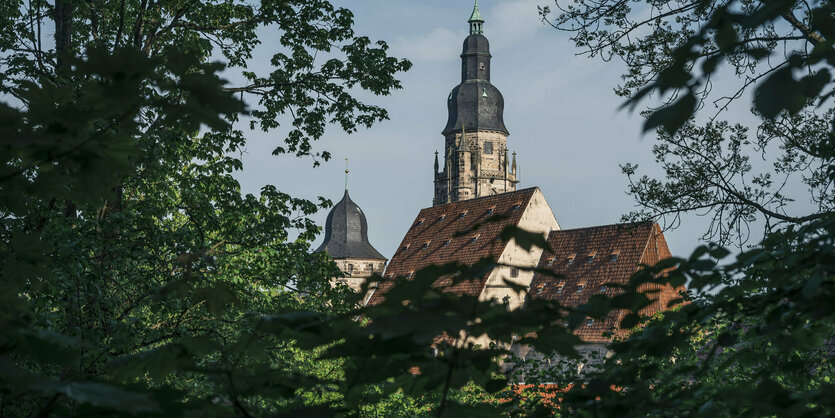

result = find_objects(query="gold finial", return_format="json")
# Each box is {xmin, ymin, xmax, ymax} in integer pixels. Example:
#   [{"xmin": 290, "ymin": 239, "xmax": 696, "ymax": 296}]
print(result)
[{"xmin": 344, "ymin": 158, "xmax": 349, "ymax": 190}]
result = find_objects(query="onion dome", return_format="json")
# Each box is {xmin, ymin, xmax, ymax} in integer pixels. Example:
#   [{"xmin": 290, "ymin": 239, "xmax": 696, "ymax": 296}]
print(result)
[
  {"xmin": 442, "ymin": 1, "xmax": 509, "ymax": 136},
  {"xmin": 315, "ymin": 190, "xmax": 386, "ymax": 260}
]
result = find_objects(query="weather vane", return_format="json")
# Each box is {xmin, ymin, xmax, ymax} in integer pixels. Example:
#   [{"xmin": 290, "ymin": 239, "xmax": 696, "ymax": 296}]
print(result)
[{"xmin": 344, "ymin": 158, "xmax": 349, "ymax": 191}]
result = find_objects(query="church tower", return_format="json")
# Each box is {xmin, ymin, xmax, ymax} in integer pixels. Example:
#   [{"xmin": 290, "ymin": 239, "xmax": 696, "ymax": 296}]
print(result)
[
  {"xmin": 316, "ymin": 165, "xmax": 387, "ymax": 293},
  {"xmin": 433, "ymin": 1, "xmax": 519, "ymax": 206}
]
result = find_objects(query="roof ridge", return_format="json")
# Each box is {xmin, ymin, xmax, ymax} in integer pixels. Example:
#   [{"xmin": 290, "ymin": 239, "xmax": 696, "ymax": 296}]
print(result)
[
  {"xmin": 429, "ymin": 187, "xmax": 539, "ymax": 209},
  {"xmin": 550, "ymin": 221, "xmax": 653, "ymax": 234}
]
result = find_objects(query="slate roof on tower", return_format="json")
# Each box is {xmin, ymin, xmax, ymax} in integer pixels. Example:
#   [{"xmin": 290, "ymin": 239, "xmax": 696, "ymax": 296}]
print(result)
[
  {"xmin": 367, "ymin": 188, "xmax": 540, "ymax": 305},
  {"xmin": 315, "ymin": 190, "xmax": 386, "ymax": 260},
  {"xmin": 528, "ymin": 222, "xmax": 685, "ymax": 343},
  {"xmin": 443, "ymin": 1, "xmax": 508, "ymax": 135}
]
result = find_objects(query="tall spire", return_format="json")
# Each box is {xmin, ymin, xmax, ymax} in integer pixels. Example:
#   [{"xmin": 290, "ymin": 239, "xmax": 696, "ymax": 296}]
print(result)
[{"xmin": 468, "ymin": 0, "xmax": 484, "ymax": 34}]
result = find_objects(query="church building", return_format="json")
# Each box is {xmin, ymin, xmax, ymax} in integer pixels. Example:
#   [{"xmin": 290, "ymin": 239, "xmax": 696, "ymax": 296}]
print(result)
[
  {"xmin": 315, "ymin": 184, "xmax": 387, "ymax": 294},
  {"xmin": 317, "ymin": 1, "xmax": 685, "ymax": 352}
]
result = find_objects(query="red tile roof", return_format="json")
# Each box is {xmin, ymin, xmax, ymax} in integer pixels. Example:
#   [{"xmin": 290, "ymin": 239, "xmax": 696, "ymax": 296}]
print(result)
[
  {"xmin": 367, "ymin": 188, "xmax": 539, "ymax": 306},
  {"xmin": 529, "ymin": 222, "xmax": 684, "ymax": 343}
]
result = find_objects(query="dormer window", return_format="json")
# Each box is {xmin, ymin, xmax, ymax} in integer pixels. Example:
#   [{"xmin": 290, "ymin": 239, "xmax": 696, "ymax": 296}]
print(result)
[
  {"xmin": 555, "ymin": 283, "xmax": 565, "ymax": 294},
  {"xmin": 576, "ymin": 283, "xmax": 585, "ymax": 293},
  {"xmin": 587, "ymin": 252, "xmax": 597, "ymax": 263},
  {"xmin": 416, "ymin": 218, "xmax": 425, "ymax": 226},
  {"xmin": 586, "ymin": 318, "xmax": 594, "ymax": 327},
  {"xmin": 535, "ymin": 283, "xmax": 546, "ymax": 295},
  {"xmin": 567, "ymin": 254, "xmax": 576, "ymax": 265},
  {"xmin": 471, "ymin": 234, "xmax": 480, "ymax": 243},
  {"xmin": 600, "ymin": 284, "xmax": 609, "ymax": 292},
  {"xmin": 422, "ymin": 241, "xmax": 431, "ymax": 249},
  {"xmin": 407, "ymin": 271, "xmax": 414, "ymax": 279},
  {"xmin": 486, "ymin": 206, "xmax": 496, "ymax": 216},
  {"xmin": 443, "ymin": 240, "xmax": 451, "ymax": 247},
  {"xmin": 546, "ymin": 256, "xmax": 555, "ymax": 266},
  {"xmin": 401, "ymin": 244, "xmax": 410, "ymax": 252},
  {"xmin": 438, "ymin": 214, "xmax": 446, "ymax": 222},
  {"xmin": 511, "ymin": 201, "xmax": 522, "ymax": 211},
  {"xmin": 610, "ymin": 251, "xmax": 620, "ymax": 262},
  {"xmin": 459, "ymin": 210, "xmax": 468, "ymax": 218}
]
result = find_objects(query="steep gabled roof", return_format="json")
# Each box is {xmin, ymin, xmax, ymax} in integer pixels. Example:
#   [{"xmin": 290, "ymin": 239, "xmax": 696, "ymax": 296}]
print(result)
[
  {"xmin": 367, "ymin": 188, "xmax": 539, "ymax": 305},
  {"xmin": 529, "ymin": 222, "xmax": 683, "ymax": 343}
]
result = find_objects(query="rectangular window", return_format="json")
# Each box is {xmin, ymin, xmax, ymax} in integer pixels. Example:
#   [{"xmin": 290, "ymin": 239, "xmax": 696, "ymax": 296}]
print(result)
[
  {"xmin": 483, "ymin": 141, "xmax": 493, "ymax": 154},
  {"xmin": 510, "ymin": 268, "xmax": 519, "ymax": 278},
  {"xmin": 556, "ymin": 283, "xmax": 565, "ymax": 294},
  {"xmin": 586, "ymin": 318, "xmax": 594, "ymax": 327},
  {"xmin": 576, "ymin": 284, "xmax": 585, "ymax": 293}
]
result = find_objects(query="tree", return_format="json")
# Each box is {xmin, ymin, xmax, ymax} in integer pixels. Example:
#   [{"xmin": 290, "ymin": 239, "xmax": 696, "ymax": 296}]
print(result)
[
  {"xmin": 0, "ymin": 1, "xmax": 409, "ymax": 415},
  {"xmin": 543, "ymin": 0, "xmax": 835, "ymax": 245},
  {"xmin": 531, "ymin": 0, "xmax": 835, "ymax": 415}
]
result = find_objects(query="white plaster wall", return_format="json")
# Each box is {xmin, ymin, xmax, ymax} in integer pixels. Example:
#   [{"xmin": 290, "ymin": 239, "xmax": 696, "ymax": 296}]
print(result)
[
  {"xmin": 479, "ymin": 188, "xmax": 560, "ymax": 310},
  {"xmin": 468, "ymin": 189, "xmax": 560, "ymax": 349}
]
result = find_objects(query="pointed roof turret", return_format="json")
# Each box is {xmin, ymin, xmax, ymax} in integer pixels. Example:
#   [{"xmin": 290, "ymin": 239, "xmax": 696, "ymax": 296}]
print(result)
[
  {"xmin": 469, "ymin": 0, "xmax": 484, "ymax": 34},
  {"xmin": 315, "ymin": 190, "xmax": 386, "ymax": 260},
  {"xmin": 444, "ymin": 0, "xmax": 508, "ymax": 136}
]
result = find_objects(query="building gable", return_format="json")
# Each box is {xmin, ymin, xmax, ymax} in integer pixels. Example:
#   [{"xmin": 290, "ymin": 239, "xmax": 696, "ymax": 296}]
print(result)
[{"xmin": 367, "ymin": 188, "xmax": 555, "ymax": 306}]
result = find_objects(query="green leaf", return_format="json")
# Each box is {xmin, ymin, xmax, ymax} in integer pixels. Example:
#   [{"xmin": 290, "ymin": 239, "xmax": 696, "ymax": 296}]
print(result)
[
  {"xmin": 195, "ymin": 283, "xmax": 239, "ymax": 316},
  {"xmin": 644, "ymin": 92, "xmax": 697, "ymax": 134},
  {"xmin": 500, "ymin": 226, "xmax": 551, "ymax": 253},
  {"xmin": 754, "ymin": 67, "xmax": 806, "ymax": 118}
]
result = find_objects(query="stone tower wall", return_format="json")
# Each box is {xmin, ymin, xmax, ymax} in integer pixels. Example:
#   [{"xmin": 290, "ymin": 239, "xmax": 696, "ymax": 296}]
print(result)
[
  {"xmin": 434, "ymin": 130, "xmax": 518, "ymax": 205},
  {"xmin": 332, "ymin": 258, "xmax": 387, "ymax": 295}
]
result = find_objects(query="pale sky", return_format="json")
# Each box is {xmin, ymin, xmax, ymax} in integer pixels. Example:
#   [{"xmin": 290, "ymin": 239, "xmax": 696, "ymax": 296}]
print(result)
[{"xmin": 233, "ymin": 0, "xmax": 750, "ymax": 259}]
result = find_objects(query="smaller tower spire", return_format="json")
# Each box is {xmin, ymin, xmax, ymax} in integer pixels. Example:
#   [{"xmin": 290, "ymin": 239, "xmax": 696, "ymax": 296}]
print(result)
[
  {"xmin": 468, "ymin": 0, "xmax": 484, "ymax": 35},
  {"xmin": 434, "ymin": 150, "xmax": 439, "ymax": 174},
  {"xmin": 459, "ymin": 128, "xmax": 470, "ymax": 152},
  {"xmin": 512, "ymin": 151, "xmax": 517, "ymax": 174}
]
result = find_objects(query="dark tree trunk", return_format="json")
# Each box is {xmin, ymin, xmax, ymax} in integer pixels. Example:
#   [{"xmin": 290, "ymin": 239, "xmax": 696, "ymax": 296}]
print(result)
[{"xmin": 54, "ymin": 0, "xmax": 73, "ymax": 71}]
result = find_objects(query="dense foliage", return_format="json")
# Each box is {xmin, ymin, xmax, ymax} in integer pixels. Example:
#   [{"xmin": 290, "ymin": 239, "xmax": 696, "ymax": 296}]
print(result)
[
  {"xmin": 533, "ymin": 0, "xmax": 835, "ymax": 415},
  {"xmin": 544, "ymin": 0, "xmax": 835, "ymax": 246},
  {"xmin": 0, "ymin": 0, "xmax": 412, "ymax": 415}
]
